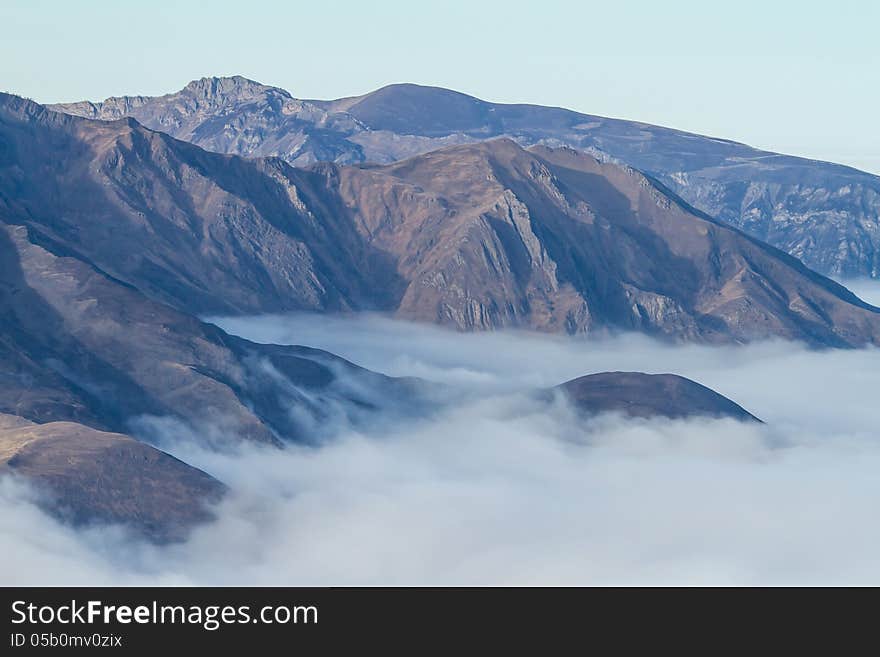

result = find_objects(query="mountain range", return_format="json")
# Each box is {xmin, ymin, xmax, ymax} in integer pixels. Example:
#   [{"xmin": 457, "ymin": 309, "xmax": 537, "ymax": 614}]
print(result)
[
  {"xmin": 0, "ymin": 77, "xmax": 876, "ymax": 540},
  {"xmin": 4, "ymin": 93, "xmax": 878, "ymax": 345},
  {"xmin": 52, "ymin": 76, "xmax": 880, "ymax": 279}
]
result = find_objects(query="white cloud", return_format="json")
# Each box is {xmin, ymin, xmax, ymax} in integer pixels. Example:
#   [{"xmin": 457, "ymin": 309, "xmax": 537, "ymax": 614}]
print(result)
[
  {"xmin": 841, "ymin": 278, "xmax": 880, "ymax": 308},
  {"xmin": 4, "ymin": 280, "xmax": 880, "ymax": 585}
]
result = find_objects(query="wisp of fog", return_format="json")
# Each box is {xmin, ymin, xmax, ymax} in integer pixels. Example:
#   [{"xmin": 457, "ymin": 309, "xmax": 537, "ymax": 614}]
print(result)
[{"xmin": 4, "ymin": 281, "xmax": 880, "ymax": 585}]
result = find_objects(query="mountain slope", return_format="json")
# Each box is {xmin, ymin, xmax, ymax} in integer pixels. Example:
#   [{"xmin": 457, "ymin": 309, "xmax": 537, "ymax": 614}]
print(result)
[
  {"xmin": 335, "ymin": 139, "xmax": 880, "ymax": 344},
  {"xmin": 52, "ymin": 77, "xmax": 880, "ymax": 279},
  {"xmin": 557, "ymin": 372, "xmax": 759, "ymax": 421},
  {"xmin": 0, "ymin": 219, "xmax": 409, "ymax": 444},
  {"xmin": 2, "ymin": 92, "xmax": 399, "ymax": 315},
  {"xmin": 0, "ymin": 414, "xmax": 224, "ymax": 542}
]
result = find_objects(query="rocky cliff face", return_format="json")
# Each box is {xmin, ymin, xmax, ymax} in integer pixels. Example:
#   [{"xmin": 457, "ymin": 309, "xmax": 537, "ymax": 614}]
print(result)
[
  {"xmin": 659, "ymin": 172, "xmax": 880, "ymax": 279},
  {"xmin": 52, "ymin": 77, "xmax": 880, "ymax": 279},
  {"xmin": 53, "ymin": 76, "xmax": 367, "ymax": 165},
  {"xmin": 337, "ymin": 140, "xmax": 880, "ymax": 345}
]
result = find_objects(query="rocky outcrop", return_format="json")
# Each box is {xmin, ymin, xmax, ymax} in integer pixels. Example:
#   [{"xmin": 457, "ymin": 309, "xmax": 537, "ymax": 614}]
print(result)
[
  {"xmin": 52, "ymin": 76, "xmax": 366, "ymax": 166},
  {"xmin": 0, "ymin": 92, "xmax": 398, "ymax": 316}
]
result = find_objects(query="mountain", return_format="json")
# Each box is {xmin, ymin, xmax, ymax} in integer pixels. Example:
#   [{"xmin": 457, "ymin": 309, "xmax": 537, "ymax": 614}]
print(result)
[
  {"xmin": 557, "ymin": 372, "xmax": 759, "ymax": 422},
  {"xmin": 0, "ymin": 96, "xmax": 419, "ymax": 539},
  {"xmin": 51, "ymin": 77, "xmax": 880, "ymax": 279},
  {"xmin": 9, "ymin": 242, "xmax": 414, "ymax": 447},
  {"xmin": 0, "ymin": 216, "xmax": 409, "ymax": 445},
  {"xmin": 1, "ymin": 93, "xmax": 397, "ymax": 316},
  {"xmin": 4, "ymin": 93, "xmax": 880, "ymax": 346},
  {"xmin": 0, "ymin": 167, "xmax": 416, "ymax": 543},
  {"xmin": 51, "ymin": 76, "xmax": 368, "ymax": 165},
  {"xmin": 0, "ymin": 97, "xmax": 417, "ymax": 445},
  {"xmin": 0, "ymin": 91, "xmax": 817, "ymax": 541},
  {"xmin": 335, "ymin": 139, "xmax": 880, "ymax": 344},
  {"xmin": 0, "ymin": 414, "xmax": 224, "ymax": 542}
]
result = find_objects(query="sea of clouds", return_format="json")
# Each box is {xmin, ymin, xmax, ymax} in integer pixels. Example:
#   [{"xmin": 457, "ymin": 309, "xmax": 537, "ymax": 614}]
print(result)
[{"xmin": 3, "ymin": 280, "xmax": 880, "ymax": 585}]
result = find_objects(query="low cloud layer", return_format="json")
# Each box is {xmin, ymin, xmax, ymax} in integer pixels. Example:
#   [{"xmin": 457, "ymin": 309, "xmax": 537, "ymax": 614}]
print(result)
[{"xmin": 4, "ymin": 281, "xmax": 880, "ymax": 585}]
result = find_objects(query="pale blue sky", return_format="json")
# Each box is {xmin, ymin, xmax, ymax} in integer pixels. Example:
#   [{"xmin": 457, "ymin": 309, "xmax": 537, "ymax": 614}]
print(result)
[{"xmin": 2, "ymin": 0, "xmax": 878, "ymax": 173}]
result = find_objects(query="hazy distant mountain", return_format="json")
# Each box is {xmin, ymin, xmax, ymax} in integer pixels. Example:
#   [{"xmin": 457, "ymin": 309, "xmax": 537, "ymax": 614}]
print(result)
[
  {"xmin": 4, "ymin": 93, "xmax": 880, "ymax": 346},
  {"xmin": 557, "ymin": 372, "xmax": 759, "ymax": 422},
  {"xmin": 52, "ymin": 76, "xmax": 880, "ymax": 279},
  {"xmin": 52, "ymin": 76, "xmax": 369, "ymax": 165}
]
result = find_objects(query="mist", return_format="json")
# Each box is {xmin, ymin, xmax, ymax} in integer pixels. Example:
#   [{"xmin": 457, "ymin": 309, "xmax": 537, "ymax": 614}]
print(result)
[
  {"xmin": 5, "ymin": 281, "xmax": 880, "ymax": 585},
  {"xmin": 843, "ymin": 278, "xmax": 880, "ymax": 308}
]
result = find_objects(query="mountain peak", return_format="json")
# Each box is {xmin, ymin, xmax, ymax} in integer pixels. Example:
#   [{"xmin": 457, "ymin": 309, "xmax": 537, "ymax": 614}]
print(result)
[
  {"xmin": 367, "ymin": 82, "xmax": 480, "ymax": 99},
  {"xmin": 334, "ymin": 83, "xmax": 493, "ymax": 136},
  {"xmin": 180, "ymin": 75, "xmax": 286, "ymax": 99}
]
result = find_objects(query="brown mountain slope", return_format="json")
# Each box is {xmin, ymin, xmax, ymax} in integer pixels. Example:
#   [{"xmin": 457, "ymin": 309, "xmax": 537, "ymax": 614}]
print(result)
[
  {"xmin": 0, "ymin": 220, "xmax": 410, "ymax": 445},
  {"xmin": 0, "ymin": 92, "xmax": 398, "ymax": 315},
  {"xmin": 336, "ymin": 139, "xmax": 880, "ymax": 345},
  {"xmin": 556, "ymin": 372, "xmax": 759, "ymax": 422},
  {"xmin": 0, "ymin": 414, "xmax": 224, "ymax": 542}
]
